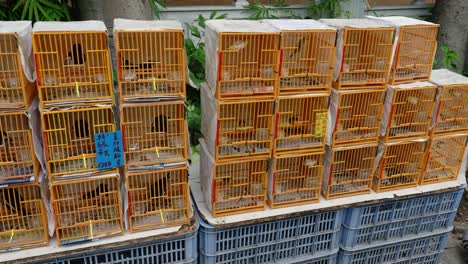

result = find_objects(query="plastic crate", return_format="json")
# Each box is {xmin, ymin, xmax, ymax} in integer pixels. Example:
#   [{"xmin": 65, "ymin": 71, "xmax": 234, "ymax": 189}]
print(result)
[
  {"xmin": 0, "ymin": 23, "xmax": 36, "ymax": 108},
  {"xmin": 329, "ymin": 89, "xmax": 385, "ymax": 147},
  {"xmin": 42, "ymin": 106, "xmax": 116, "ymax": 179},
  {"xmin": 114, "ymin": 19, "xmax": 186, "ymax": 101},
  {"xmin": 0, "ymin": 111, "xmax": 40, "ymax": 184},
  {"xmin": 0, "ymin": 183, "xmax": 48, "ymax": 251},
  {"xmin": 338, "ymin": 231, "xmax": 450, "ymax": 264},
  {"xmin": 421, "ymin": 133, "xmax": 468, "ymax": 185},
  {"xmin": 121, "ymin": 101, "xmax": 187, "ymax": 167},
  {"xmin": 198, "ymin": 209, "xmax": 343, "ymax": 264},
  {"xmin": 205, "ymin": 20, "xmax": 280, "ymax": 99},
  {"xmin": 36, "ymin": 219, "xmax": 198, "ymax": 264},
  {"xmin": 320, "ymin": 19, "xmax": 395, "ymax": 90},
  {"xmin": 372, "ymin": 139, "xmax": 427, "ymax": 192},
  {"xmin": 381, "ymin": 82, "xmax": 437, "ymax": 141},
  {"xmin": 126, "ymin": 166, "xmax": 191, "ymax": 232},
  {"xmin": 275, "ymin": 94, "xmax": 328, "ymax": 154},
  {"xmin": 265, "ymin": 20, "xmax": 336, "ymax": 94},
  {"xmin": 268, "ymin": 151, "xmax": 324, "ymax": 208},
  {"xmin": 50, "ymin": 175, "xmax": 124, "ymax": 246},
  {"xmin": 322, "ymin": 144, "xmax": 378, "ymax": 199},
  {"xmin": 33, "ymin": 21, "xmax": 113, "ymax": 108},
  {"xmin": 430, "ymin": 69, "xmax": 468, "ymax": 135},
  {"xmin": 341, "ymin": 187, "xmax": 463, "ymax": 250}
]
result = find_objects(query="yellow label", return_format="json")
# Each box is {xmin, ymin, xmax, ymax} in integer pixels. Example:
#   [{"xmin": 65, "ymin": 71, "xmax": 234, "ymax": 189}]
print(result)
[
  {"xmin": 89, "ymin": 220, "xmax": 93, "ymax": 239},
  {"xmin": 83, "ymin": 154, "xmax": 87, "ymax": 169},
  {"xmin": 75, "ymin": 82, "xmax": 80, "ymax": 97},
  {"xmin": 315, "ymin": 112, "xmax": 328, "ymax": 138},
  {"xmin": 155, "ymin": 146, "xmax": 160, "ymax": 157},
  {"xmin": 152, "ymin": 78, "xmax": 157, "ymax": 91},
  {"xmin": 160, "ymin": 210, "xmax": 165, "ymax": 223},
  {"xmin": 8, "ymin": 229, "xmax": 14, "ymax": 243}
]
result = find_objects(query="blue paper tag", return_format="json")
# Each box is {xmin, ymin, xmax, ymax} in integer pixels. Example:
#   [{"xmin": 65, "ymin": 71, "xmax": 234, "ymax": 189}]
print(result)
[{"xmin": 94, "ymin": 131, "xmax": 124, "ymax": 170}]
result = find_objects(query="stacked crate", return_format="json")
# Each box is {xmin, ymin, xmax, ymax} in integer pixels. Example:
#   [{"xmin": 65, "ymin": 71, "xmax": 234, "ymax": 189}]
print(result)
[
  {"xmin": 32, "ymin": 21, "xmax": 123, "ymax": 245},
  {"xmin": 200, "ymin": 20, "xmax": 279, "ymax": 216},
  {"xmin": 0, "ymin": 21, "xmax": 48, "ymax": 250},
  {"xmin": 114, "ymin": 19, "xmax": 191, "ymax": 232},
  {"xmin": 319, "ymin": 19, "xmax": 395, "ymax": 199},
  {"xmin": 264, "ymin": 20, "xmax": 336, "ymax": 208}
]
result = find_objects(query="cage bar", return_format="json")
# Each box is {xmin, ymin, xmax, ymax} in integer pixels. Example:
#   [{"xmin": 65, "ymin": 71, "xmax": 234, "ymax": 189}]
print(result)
[
  {"xmin": 0, "ymin": 22, "xmax": 36, "ymax": 108},
  {"xmin": 32, "ymin": 21, "xmax": 113, "ymax": 108},
  {"xmin": 328, "ymin": 89, "xmax": 385, "ymax": 147},
  {"xmin": 381, "ymin": 82, "xmax": 437, "ymax": 142},
  {"xmin": 320, "ymin": 19, "xmax": 394, "ymax": 90},
  {"xmin": 205, "ymin": 20, "xmax": 280, "ymax": 99},
  {"xmin": 0, "ymin": 183, "xmax": 48, "ymax": 251},
  {"xmin": 368, "ymin": 16, "xmax": 438, "ymax": 84},
  {"xmin": 42, "ymin": 106, "xmax": 115, "ymax": 179},
  {"xmin": 373, "ymin": 139, "xmax": 427, "ymax": 192},
  {"xmin": 201, "ymin": 83, "xmax": 274, "ymax": 162},
  {"xmin": 265, "ymin": 19, "xmax": 336, "ymax": 94},
  {"xmin": 421, "ymin": 133, "xmax": 468, "ymax": 185},
  {"xmin": 200, "ymin": 139, "xmax": 267, "ymax": 217},
  {"xmin": 322, "ymin": 144, "xmax": 378, "ymax": 199},
  {"xmin": 114, "ymin": 19, "xmax": 186, "ymax": 101},
  {"xmin": 51, "ymin": 175, "xmax": 123, "ymax": 246},
  {"xmin": 430, "ymin": 69, "xmax": 468, "ymax": 135},
  {"xmin": 0, "ymin": 111, "xmax": 39, "ymax": 184},
  {"xmin": 275, "ymin": 94, "xmax": 329, "ymax": 154},
  {"xmin": 126, "ymin": 166, "xmax": 190, "ymax": 232},
  {"xmin": 268, "ymin": 152, "xmax": 324, "ymax": 208},
  {"xmin": 121, "ymin": 101, "xmax": 187, "ymax": 167}
]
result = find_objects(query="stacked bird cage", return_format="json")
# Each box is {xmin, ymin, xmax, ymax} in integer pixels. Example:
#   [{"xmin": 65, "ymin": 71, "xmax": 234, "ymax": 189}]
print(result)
[
  {"xmin": 0, "ymin": 22, "xmax": 48, "ymax": 251},
  {"xmin": 422, "ymin": 69, "xmax": 468, "ymax": 185},
  {"xmin": 319, "ymin": 19, "xmax": 393, "ymax": 199},
  {"xmin": 200, "ymin": 20, "xmax": 280, "ymax": 216},
  {"xmin": 33, "ymin": 21, "xmax": 123, "ymax": 243},
  {"xmin": 114, "ymin": 19, "xmax": 190, "ymax": 232},
  {"xmin": 368, "ymin": 16, "xmax": 439, "ymax": 85}
]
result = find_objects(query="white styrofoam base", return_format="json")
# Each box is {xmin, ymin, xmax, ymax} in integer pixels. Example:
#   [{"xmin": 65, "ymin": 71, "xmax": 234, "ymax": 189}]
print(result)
[
  {"xmin": 2, "ymin": 225, "xmax": 182, "ymax": 262},
  {"xmin": 189, "ymin": 152, "xmax": 467, "ymax": 227}
]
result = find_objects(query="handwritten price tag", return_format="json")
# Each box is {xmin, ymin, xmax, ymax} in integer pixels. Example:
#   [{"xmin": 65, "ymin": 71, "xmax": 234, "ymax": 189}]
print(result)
[{"xmin": 94, "ymin": 131, "xmax": 124, "ymax": 170}]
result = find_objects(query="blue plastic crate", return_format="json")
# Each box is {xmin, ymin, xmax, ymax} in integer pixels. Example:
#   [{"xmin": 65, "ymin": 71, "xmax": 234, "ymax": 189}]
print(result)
[
  {"xmin": 338, "ymin": 231, "xmax": 450, "ymax": 264},
  {"xmin": 341, "ymin": 187, "xmax": 463, "ymax": 250},
  {"xmin": 34, "ymin": 222, "xmax": 198, "ymax": 264},
  {"xmin": 199, "ymin": 209, "xmax": 343, "ymax": 264}
]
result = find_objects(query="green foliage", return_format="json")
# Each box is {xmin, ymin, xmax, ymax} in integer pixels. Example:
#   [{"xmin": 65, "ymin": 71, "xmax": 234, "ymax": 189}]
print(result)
[
  {"xmin": 185, "ymin": 11, "xmax": 227, "ymax": 89},
  {"xmin": 306, "ymin": 0, "xmax": 350, "ymax": 19},
  {"xmin": 186, "ymin": 100, "xmax": 201, "ymax": 132},
  {"xmin": 149, "ymin": 0, "xmax": 166, "ymax": 19},
  {"xmin": 243, "ymin": 0, "xmax": 293, "ymax": 20},
  {"xmin": 11, "ymin": 0, "xmax": 72, "ymax": 22},
  {"xmin": 440, "ymin": 44, "xmax": 460, "ymax": 71}
]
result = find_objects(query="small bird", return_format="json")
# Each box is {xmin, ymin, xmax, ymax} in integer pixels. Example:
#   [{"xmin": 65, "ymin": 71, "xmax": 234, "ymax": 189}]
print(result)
[
  {"xmin": 82, "ymin": 183, "xmax": 109, "ymax": 200},
  {"xmin": 67, "ymin": 43, "xmax": 85, "ymax": 65},
  {"xmin": 289, "ymin": 37, "xmax": 305, "ymax": 60},
  {"xmin": 0, "ymin": 187, "xmax": 27, "ymax": 216},
  {"xmin": 74, "ymin": 120, "xmax": 90, "ymax": 138},
  {"xmin": 148, "ymin": 175, "xmax": 169, "ymax": 210},
  {"xmin": 152, "ymin": 115, "xmax": 168, "ymax": 133}
]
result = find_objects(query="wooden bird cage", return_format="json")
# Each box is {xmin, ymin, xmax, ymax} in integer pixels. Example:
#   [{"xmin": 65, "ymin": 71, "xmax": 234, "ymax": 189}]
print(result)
[
  {"xmin": 200, "ymin": 139, "xmax": 267, "ymax": 217},
  {"xmin": 0, "ymin": 183, "xmax": 48, "ymax": 251},
  {"xmin": 202, "ymin": 83, "xmax": 274, "ymax": 162},
  {"xmin": 51, "ymin": 175, "xmax": 123, "ymax": 246},
  {"xmin": 329, "ymin": 89, "xmax": 385, "ymax": 147},
  {"xmin": 42, "ymin": 107, "xmax": 116, "ymax": 180},
  {"xmin": 114, "ymin": 20, "xmax": 186, "ymax": 101},
  {"xmin": 322, "ymin": 144, "xmax": 377, "ymax": 199},
  {"xmin": 430, "ymin": 69, "xmax": 468, "ymax": 135},
  {"xmin": 126, "ymin": 166, "xmax": 190, "ymax": 232},
  {"xmin": 121, "ymin": 101, "xmax": 187, "ymax": 167},
  {"xmin": 268, "ymin": 152, "xmax": 324, "ymax": 208},
  {"xmin": 320, "ymin": 19, "xmax": 395, "ymax": 90},
  {"xmin": 0, "ymin": 23, "xmax": 36, "ymax": 108},
  {"xmin": 205, "ymin": 20, "xmax": 280, "ymax": 99},
  {"xmin": 33, "ymin": 22, "xmax": 113, "ymax": 108},
  {"xmin": 381, "ymin": 82, "xmax": 437, "ymax": 141},
  {"xmin": 275, "ymin": 94, "xmax": 329, "ymax": 154},
  {"xmin": 421, "ymin": 133, "xmax": 468, "ymax": 185},
  {"xmin": 373, "ymin": 139, "xmax": 427, "ymax": 192},
  {"xmin": 0, "ymin": 111, "xmax": 39, "ymax": 184},
  {"xmin": 265, "ymin": 20, "xmax": 336, "ymax": 94},
  {"xmin": 368, "ymin": 16, "xmax": 438, "ymax": 84}
]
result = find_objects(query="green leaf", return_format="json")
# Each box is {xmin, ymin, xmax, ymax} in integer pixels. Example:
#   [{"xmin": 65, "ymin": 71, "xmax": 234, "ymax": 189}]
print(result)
[
  {"xmin": 197, "ymin": 15, "xmax": 206, "ymax": 28},
  {"xmin": 209, "ymin": 11, "xmax": 217, "ymax": 19},
  {"xmin": 191, "ymin": 26, "xmax": 201, "ymax": 39},
  {"xmin": 216, "ymin": 13, "xmax": 228, "ymax": 19}
]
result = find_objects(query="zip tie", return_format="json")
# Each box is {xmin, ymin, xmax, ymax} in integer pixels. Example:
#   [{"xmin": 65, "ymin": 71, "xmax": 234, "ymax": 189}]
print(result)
[
  {"xmin": 152, "ymin": 78, "xmax": 157, "ymax": 91},
  {"xmin": 160, "ymin": 210, "xmax": 165, "ymax": 223},
  {"xmin": 75, "ymin": 82, "xmax": 80, "ymax": 97},
  {"xmin": 8, "ymin": 229, "xmax": 14, "ymax": 243},
  {"xmin": 155, "ymin": 146, "xmax": 159, "ymax": 158},
  {"xmin": 83, "ymin": 154, "xmax": 87, "ymax": 169},
  {"xmin": 89, "ymin": 220, "xmax": 93, "ymax": 239}
]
